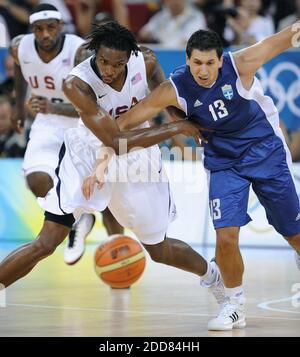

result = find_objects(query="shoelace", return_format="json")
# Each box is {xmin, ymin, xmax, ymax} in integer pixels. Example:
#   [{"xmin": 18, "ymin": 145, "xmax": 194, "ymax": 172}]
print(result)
[
  {"xmin": 210, "ymin": 281, "xmax": 227, "ymax": 305},
  {"xmin": 68, "ymin": 228, "xmax": 77, "ymax": 248},
  {"xmin": 217, "ymin": 303, "xmax": 237, "ymax": 319}
]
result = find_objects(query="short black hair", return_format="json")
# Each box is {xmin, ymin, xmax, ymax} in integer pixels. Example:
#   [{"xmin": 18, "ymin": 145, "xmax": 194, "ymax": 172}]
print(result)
[
  {"xmin": 31, "ymin": 3, "xmax": 58, "ymax": 15},
  {"xmin": 86, "ymin": 21, "xmax": 140, "ymax": 57},
  {"xmin": 186, "ymin": 30, "xmax": 223, "ymax": 59}
]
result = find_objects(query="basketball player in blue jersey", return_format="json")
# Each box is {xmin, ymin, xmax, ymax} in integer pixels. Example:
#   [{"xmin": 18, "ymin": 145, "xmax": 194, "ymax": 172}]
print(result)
[{"xmin": 87, "ymin": 24, "xmax": 300, "ymax": 330}]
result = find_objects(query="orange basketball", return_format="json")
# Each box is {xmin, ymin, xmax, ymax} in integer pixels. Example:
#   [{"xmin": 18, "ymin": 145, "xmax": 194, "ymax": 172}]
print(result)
[{"xmin": 94, "ymin": 234, "xmax": 146, "ymax": 288}]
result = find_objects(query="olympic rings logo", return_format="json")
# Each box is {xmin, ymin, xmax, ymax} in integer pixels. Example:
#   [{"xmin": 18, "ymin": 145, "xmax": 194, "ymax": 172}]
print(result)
[{"xmin": 257, "ymin": 62, "xmax": 300, "ymax": 117}]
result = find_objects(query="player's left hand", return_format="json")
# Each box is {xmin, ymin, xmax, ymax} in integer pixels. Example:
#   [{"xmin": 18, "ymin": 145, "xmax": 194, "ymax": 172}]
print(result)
[
  {"xmin": 82, "ymin": 173, "xmax": 104, "ymax": 200},
  {"xmin": 82, "ymin": 153, "xmax": 110, "ymax": 199},
  {"xmin": 27, "ymin": 95, "xmax": 54, "ymax": 115}
]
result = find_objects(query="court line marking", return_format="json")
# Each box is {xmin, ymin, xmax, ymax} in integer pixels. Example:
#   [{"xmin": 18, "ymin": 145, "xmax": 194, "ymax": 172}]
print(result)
[
  {"xmin": 6, "ymin": 303, "xmax": 300, "ymax": 321},
  {"xmin": 258, "ymin": 296, "xmax": 300, "ymax": 315}
]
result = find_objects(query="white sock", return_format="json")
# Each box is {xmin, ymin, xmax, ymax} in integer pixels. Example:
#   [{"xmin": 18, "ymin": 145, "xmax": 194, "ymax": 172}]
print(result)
[
  {"xmin": 200, "ymin": 261, "xmax": 218, "ymax": 286},
  {"xmin": 225, "ymin": 286, "xmax": 246, "ymax": 305}
]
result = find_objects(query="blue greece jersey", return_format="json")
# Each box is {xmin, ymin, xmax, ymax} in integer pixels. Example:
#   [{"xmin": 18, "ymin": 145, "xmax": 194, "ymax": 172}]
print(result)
[
  {"xmin": 170, "ymin": 52, "xmax": 300, "ymax": 236},
  {"xmin": 170, "ymin": 52, "xmax": 283, "ymax": 171}
]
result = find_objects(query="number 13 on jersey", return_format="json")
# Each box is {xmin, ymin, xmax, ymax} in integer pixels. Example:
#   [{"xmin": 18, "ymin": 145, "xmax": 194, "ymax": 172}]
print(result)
[
  {"xmin": 210, "ymin": 199, "xmax": 221, "ymax": 220},
  {"xmin": 208, "ymin": 100, "xmax": 228, "ymax": 121}
]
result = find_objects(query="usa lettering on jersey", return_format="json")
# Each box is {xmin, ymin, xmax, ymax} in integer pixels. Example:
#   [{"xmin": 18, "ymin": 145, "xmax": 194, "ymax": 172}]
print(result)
[
  {"xmin": 109, "ymin": 97, "xmax": 139, "ymax": 118},
  {"xmin": 29, "ymin": 76, "xmax": 56, "ymax": 90}
]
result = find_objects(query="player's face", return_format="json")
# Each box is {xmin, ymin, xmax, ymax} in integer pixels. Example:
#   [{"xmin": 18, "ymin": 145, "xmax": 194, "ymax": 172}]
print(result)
[
  {"xmin": 187, "ymin": 49, "xmax": 223, "ymax": 88},
  {"xmin": 32, "ymin": 19, "xmax": 63, "ymax": 52},
  {"xmin": 96, "ymin": 47, "xmax": 129, "ymax": 84}
]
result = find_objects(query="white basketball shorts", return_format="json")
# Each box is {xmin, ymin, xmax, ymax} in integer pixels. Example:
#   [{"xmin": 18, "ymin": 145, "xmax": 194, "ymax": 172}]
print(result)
[
  {"xmin": 23, "ymin": 113, "xmax": 78, "ymax": 178},
  {"xmin": 38, "ymin": 126, "xmax": 177, "ymax": 245}
]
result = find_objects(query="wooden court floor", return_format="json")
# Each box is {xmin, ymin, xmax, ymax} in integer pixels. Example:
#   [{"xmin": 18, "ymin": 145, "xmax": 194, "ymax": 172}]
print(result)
[{"xmin": 0, "ymin": 242, "xmax": 299, "ymax": 337}]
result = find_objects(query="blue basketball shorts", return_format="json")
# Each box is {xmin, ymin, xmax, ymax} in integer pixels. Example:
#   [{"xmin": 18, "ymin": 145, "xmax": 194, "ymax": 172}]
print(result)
[{"xmin": 208, "ymin": 136, "xmax": 300, "ymax": 237}]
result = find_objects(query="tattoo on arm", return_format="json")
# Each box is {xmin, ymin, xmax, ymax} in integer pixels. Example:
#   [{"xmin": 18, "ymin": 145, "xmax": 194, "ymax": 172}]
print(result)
[
  {"xmin": 74, "ymin": 44, "xmax": 94, "ymax": 66},
  {"xmin": 51, "ymin": 102, "xmax": 79, "ymax": 117},
  {"xmin": 142, "ymin": 46, "xmax": 166, "ymax": 91}
]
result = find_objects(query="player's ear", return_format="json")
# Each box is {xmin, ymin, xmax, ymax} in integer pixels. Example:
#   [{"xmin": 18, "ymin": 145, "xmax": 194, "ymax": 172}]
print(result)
[
  {"xmin": 186, "ymin": 54, "xmax": 190, "ymax": 65},
  {"xmin": 218, "ymin": 55, "xmax": 223, "ymax": 68}
]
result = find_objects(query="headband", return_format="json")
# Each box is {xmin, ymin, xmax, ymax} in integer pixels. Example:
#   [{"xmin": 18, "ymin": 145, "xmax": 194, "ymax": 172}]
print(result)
[{"xmin": 29, "ymin": 10, "xmax": 62, "ymax": 24}]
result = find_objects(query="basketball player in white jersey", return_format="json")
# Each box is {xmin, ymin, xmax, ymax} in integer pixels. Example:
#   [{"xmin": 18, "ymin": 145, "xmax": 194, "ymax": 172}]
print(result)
[
  {"xmin": 10, "ymin": 3, "xmax": 123, "ymax": 265},
  {"xmin": 0, "ymin": 23, "xmax": 226, "ymax": 309}
]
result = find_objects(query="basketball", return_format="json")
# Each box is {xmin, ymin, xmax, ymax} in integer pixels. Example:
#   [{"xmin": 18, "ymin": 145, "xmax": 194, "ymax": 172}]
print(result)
[{"xmin": 94, "ymin": 234, "xmax": 146, "ymax": 288}]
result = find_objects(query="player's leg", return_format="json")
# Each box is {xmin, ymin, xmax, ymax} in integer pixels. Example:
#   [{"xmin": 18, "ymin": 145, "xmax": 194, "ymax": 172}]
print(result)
[
  {"xmin": 26, "ymin": 171, "xmax": 53, "ymax": 198},
  {"xmin": 142, "ymin": 237, "xmax": 226, "ymax": 305},
  {"xmin": 143, "ymin": 237, "xmax": 208, "ymax": 276},
  {"xmin": 252, "ymin": 157, "xmax": 300, "ymax": 271},
  {"xmin": 285, "ymin": 233, "xmax": 300, "ymax": 272},
  {"xmin": 0, "ymin": 212, "xmax": 74, "ymax": 288},
  {"xmin": 215, "ymin": 227, "xmax": 244, "ymax": 287},
  {"xmin": 102, "ymin": 208, "xmax": 124, "ymax": 235},
  {"xmin": 22, "ymin": 123, "xmax": 59, "ymax": 198},
  {"xmin": 108, "ymin": 174, "xmax": 226, "ymax": 306},
  {"xmin": 207, "ymin": 168, "xmax": 250, "ymax": 330}
]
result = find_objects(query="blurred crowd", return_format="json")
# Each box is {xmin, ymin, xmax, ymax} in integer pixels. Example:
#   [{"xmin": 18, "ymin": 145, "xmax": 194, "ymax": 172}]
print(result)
[{"xmin": 0, "ymin": 0, "xmax": 299, "ymax": 159}]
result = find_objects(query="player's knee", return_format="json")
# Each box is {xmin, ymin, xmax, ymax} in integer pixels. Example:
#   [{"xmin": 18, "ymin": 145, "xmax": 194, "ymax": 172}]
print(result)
[
  {"xmin": 143, "ymin": 242, "xmax": 165, "ymax": 263},
  {"xmin": 102, "ymin": 209, "xmax": 116, "ymax": 228},
  {"xmin": 32, "ymin": 237, "xmax": 57, "ymax": 258},
  {"xmin": 26, "ymin": 173, "xmax": 53, "ymax": 198},
  {"xmin": 285, "ymin": 232, "xmax": 300, "ymax": 244},
  {"xmin": 216, "ymin": 231, "xmax": 239, "ymax": 253},
  {"xmin": 102, "ymin": 209, "xmax": 124, "ymax": 235}
]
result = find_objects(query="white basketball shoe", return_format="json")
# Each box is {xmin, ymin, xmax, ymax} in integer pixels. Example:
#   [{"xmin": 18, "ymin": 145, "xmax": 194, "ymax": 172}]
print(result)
[
  {"xmin": 64, "ymin": 213, "xmax": 96, "ymax": 265},
  {"xmin": 208, "ymin": 298, "xmax": 246, "ymax": 331},
  {"xmin": 200, "ymin": 259, "xmax": 228, "ymax": 306}
]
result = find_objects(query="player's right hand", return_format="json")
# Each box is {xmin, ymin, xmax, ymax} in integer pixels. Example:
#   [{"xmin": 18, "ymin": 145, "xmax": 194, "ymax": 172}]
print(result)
[{"xmin": 179, "ymin": 120, "xmax": 210, "ymax": 144}]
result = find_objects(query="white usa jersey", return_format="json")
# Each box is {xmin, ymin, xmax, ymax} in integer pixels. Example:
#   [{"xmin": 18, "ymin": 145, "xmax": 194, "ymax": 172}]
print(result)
[
  {"xmin": 18, "ymin": 33, "xmax": 84, "ymax": 104},
  {"xmin": 39, "ymin": 49, "xmax": 177, "ymax": 239},
  {"xmin": 69, "ymin": 50, "xmax": 150, "ymax": 146}
]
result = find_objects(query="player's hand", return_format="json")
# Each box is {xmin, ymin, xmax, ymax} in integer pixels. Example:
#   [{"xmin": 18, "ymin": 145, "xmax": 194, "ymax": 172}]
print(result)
[
  {"xmin": 82, "ymin": 155, "xmax": 110, "ymax": 199},
  {"xmin": 178, "ymin": 120, "xmax": 210, "ymax": 144},
  {"xmin": 27, "ymin": 95, "xmax": 53, "ymax": 115},
  {"xmin": 11, "ymin": 110, "xmax": 25, "ymax": 134},
  {"xmin": 82, "ymin": 173, "xmax": 103, "ymax": 200}
]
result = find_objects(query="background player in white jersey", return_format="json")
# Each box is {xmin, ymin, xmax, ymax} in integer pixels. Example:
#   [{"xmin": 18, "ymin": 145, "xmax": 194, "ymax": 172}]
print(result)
[
  {"xmin": 90, "ymin": 24, "xmax": 300, "ymax": 331},
  {"xmin": 0, "ymin": 23, "xmax": 225, "ymax": 310},
  {"xmin": 9, "ymin": 3, "xmax": 123, "ymax": 265}
]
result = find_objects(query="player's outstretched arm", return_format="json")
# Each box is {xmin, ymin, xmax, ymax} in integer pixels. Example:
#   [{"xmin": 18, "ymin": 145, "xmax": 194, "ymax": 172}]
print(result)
[
  {"xmin": 63, "ymin": 76, "xmax": 203, "ymax": 154},
  {"xmin": 117, "ymin": 80, "xmax": 181, "ymax": 130},
  {"xmin": 233, "ymin": 21, "xmax": 300, "ymax": 88}
]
